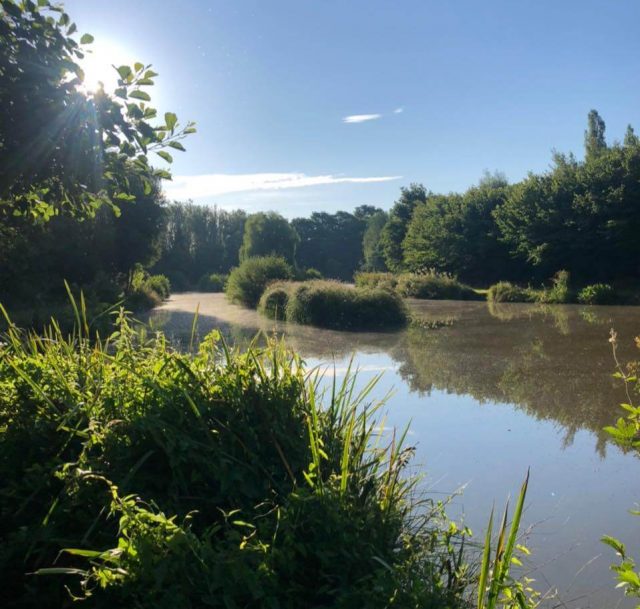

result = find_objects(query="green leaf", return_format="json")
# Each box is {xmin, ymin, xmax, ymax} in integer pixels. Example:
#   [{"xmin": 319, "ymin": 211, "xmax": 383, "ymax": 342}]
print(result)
[
  {"xmin": 68, "ymin": 23, "xmax": 77, "ymax": 35},
  {"xmin": 156, "ymin": 151, "xmax": 173, "ymax": 164},
  {"xmin": 134, "ymin": 62, "xmax": 144, "ymax": 72},
  {"xmin": 168, "ymin": 141, "xmax": 185, "ymax": 152},
  {"xmin": 145, "ymin": 69, "xmax": 159, "ymax": 79},
  {"xmin": 116, "ymin": 65, "xmax": 132, "ymax": 81},
  {"xmin": 129, "ymin": 90, "xmax": 151, "ymax": 102},
  {"xmin": 165, "ymin": 112, "xmax": 178, "ymax": 131},
  {"xmin": 80, "ymin": 33, "xmax": 94, "ymax": 44}
]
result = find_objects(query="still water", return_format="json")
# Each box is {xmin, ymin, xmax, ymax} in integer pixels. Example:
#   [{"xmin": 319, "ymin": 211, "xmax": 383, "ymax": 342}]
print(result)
[{"xmin": 147, "ymin": 293, "xmax": 640, "ymax": 609}]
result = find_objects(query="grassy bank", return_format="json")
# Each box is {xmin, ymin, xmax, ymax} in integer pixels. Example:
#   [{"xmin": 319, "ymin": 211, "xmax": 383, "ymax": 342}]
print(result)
[
  {"xmin": 0, "ymin": 307, "xmax": 537, "ymax": 608},
  {"xmin": 355, "ymin": 271, "xmax": 481, "ymax": 301}
]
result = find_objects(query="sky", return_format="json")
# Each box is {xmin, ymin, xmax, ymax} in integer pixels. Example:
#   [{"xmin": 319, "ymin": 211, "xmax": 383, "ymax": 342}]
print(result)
[{"xmin": 64, "ymin": 0, "xmax": 640, "ymax": 217}]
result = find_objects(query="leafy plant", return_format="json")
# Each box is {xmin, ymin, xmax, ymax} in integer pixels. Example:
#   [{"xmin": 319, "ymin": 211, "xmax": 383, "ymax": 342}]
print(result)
[
  {"xmin": 225, "ymin": 255, "xmax": 293, "ymax": 308},
  {"xmin": 197, "ymin": 273, "xmax": 228, "ymax": 292},
  {"xmin": 578, "ymin": 283, "xmax": 616, "ymax": 305}
]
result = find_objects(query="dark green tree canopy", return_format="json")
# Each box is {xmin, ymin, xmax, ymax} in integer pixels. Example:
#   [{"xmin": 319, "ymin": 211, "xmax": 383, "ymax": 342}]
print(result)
[
  {"xmin": 239, "ymin": 212, "xmax": 299, "ymax": 265},
  {"xmin": 380, "ymin": 183, "xmax": 428, "ymax": 271}
]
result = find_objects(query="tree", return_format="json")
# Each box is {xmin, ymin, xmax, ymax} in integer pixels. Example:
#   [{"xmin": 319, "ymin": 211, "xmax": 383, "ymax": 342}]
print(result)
[
  {"xmin": 362, "ymin": 211, "xmax": 388, "ymax": 271},
  {"xmin": 239, "ymin": 212, "xmax": 298, "ymax": 265},
  {"xmin": 584, "ymin": 109, "xmax": 607, "ymax": 159},
  {"xmin": 403, "ymin": 174, "xmax": 514, "ymax": 283},
  {"xmin": 0, "ymin": 0, "xmax": 194, "ymax": 221},
  {"xmin": 292, "ymin": 210, "xmax": 372, "ymax": 279},
  {"xmin": 624, "ymin": 125, "xmax": 639, "ymax": 147},
  {"xmin": 379, "ymin": 184, "xmax": 428, "ymax": 271}
]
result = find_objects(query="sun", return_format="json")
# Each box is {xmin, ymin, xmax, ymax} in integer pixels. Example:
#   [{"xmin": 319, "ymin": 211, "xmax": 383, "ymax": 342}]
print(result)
[{"xmin": 79, "ymin": 38, "xmax": 138, "ymax": 94}]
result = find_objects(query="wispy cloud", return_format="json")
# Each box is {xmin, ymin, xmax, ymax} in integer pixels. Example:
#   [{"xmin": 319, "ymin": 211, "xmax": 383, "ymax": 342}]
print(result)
[
  {"xmin": 393, "ymin": 107, "xmax": 404, "ymax": 114},
  {"xmin": 342, "ymin": 113, "xmax": 382, "ymax": 124},
  {"xmin": 164, "ymin": 172, "xmax": 401, "ymax": 200}
]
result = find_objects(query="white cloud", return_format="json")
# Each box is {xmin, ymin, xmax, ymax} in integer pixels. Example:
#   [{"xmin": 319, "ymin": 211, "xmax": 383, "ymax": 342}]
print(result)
[
  {"xmin": 164, "ymin": 172, "xmax": 401, "ymax": 200},
  {"xmin": 342, "ymin": 113, "xmax": 382, "ymax": 124},
  {"xmin": 393, "ymin": 107, "xmax": 404, "ymax": 114}
]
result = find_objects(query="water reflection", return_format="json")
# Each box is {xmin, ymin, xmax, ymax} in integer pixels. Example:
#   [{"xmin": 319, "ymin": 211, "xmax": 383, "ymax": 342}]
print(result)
[{"xmin": 146, "ymin": 294, "xmax": 637, "ymax": 456}]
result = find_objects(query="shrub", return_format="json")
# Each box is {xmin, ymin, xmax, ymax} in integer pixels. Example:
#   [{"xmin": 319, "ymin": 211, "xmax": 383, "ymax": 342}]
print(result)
[
  {"xmin": 258, "ymin": 281, "xmax": 297, "ymax": 320},
  {"xmin": 396, "ymin": 272, "xmax": 480, "ymax": 300},
  {"xmin": 225, "ymin": 256, "xmax": 293, "ymax": 308},
  {"xmin": 302, "ymin": 267, "xmax": 323, "ymax": 280},
  {"xmin": 354, "ymin": 272, "xmax": 398, "ymax": 291},
  {"xmin": 197, "ymin": 273, "xmax": 228, "ymax": 292},
  {"xmin": 487, "ymin": 281, "xmax": 535, "ymax": 303},
  {"xmin": 285, "ymin": 280, "xmax": 408, "ymax": 330},
  {"xmin": 537, "ymin": 270, "xmax": 572, "ymax": 304},
  {"xmin": 578, "ymin": 283, "xmax": 616, "ymax": 305},
  {"xmin": 145, "ymin": 274, "xmax": 171, "ymax": 300},
  {"xmin": 0, "ymin": 312, "xmax": 472, "ymax": 608}
]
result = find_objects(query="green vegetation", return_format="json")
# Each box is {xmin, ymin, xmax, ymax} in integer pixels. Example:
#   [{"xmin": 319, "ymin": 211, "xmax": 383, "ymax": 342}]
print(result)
[
  {"xmin": 258, "ymin": 281, "xmax": 296, "ymax": 320},
  {"xmin": 487, "ymin": 282, "xmax": 535, "ymax": 303},
  {"xmin": 397, "ymin": 272, "xmax": 480, "ymax": 300},
  {"xmin": 578, "ymin": 283, "xmax": 616, "ymax": 305},
  {"xmin": 601, "ymin": 332, "xmax": 640, "ymax": 603},
  {"xmin": 197, "ymin": 273, "xmax": 228, "ymax": 292},
  {"xmin": 226, "ymin": 255, "xmax": 293, "ymax": 308},
  {"xmin": 354, "ymin": 271, "xmax": 398, "ymax": 291},
  {"xmin": 239, "ymin": 212, "xmax": 299, "ymax": 265},
  {"xmin": 0, "ymin": 308, "xmax": 541, "ymax": 609},
  {"xmin": 279, "ymin": 281, "xmax": 408, "ymax": 330}
]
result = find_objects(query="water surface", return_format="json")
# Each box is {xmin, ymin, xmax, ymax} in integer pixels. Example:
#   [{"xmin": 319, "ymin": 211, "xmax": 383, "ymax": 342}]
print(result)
[{"xmin": 148, "ymin": 293, "xmax": 640, "ymax": 609}]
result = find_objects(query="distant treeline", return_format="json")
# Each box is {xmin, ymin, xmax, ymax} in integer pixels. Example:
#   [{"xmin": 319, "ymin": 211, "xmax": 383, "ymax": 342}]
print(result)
[{"xmin": 2, "ymin": 110, "xmax": 638, "ymax": 311}]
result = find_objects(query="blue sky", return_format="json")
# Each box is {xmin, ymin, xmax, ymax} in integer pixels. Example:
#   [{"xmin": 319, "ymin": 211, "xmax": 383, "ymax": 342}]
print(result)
[{"xmin": 65, "ymin": 0, "xmax": 640, "ymax": 217}]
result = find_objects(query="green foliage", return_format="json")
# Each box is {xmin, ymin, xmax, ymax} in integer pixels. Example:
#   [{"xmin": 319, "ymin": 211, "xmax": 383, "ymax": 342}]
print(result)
[
  {"xmin": 354, "ymin": 272, "xmax": 398, "ymax": 291},
  {"xmin": 258, "ymin": 281, "xmax": 296, "ymax": 320},
  {"xmin": 487, "ymin": 282, "xmax": 536, "ymax": 303},
  {"xmin": 0, "ymin": 310, "xmax": 473, "ymax": 608},
  {"xmin": 362, "ymin": 210, "xmax": 388, "ymax": 271},
  {"xmin": 301, "ymin": 267, "xmax": 323, "ymax": 280},
  {"xmin": 284, "ymin": 281, "xmax": 408, "ymax": 330},
  {"xmin": 225, "ymin": 255, "xmax": 293, "ymax": 308},
  {"xmin": 197, "ymin": 273, "xmax": 228, "ymax": 293},
  {"xmin": 578, "ymin": 283, "xmax": 616, "ymax": 305},
  {"xmin": 292, "ymin": 209, "xmax": 378, "ymax": 280},
  {"xmin": 396, "ymin": 271, "xmax": 481, "ymax": 301},
  {"xmin": 144, "ymin": 274, "xmax": 171, "ymax": 300},
  {"xmin": 536, "ymin": 270, "xmax": 572, "ymax": 304},
  {"xmin": 239, "ymin": 212, "xmax": 299, "ymax": 265},
  {"xmin": 380, "ymin": 184, "xmax": 428, "ymax": 272},
  {"xmin": 153, "ymin": 203, "xmax": 247, "ymax": 284},
  {"xmin": 477, "ymin": 472, "xmax": 541, "ymax": 609},
  {"xmin": 601, "ymin": 332, "xmax": 640, "ymax": 602},
  {"xmin": 403, "ymin": 173, "xmax": 515, "ymax": 284},
  {"xmin": 0, "ymin": 0, "xmax": 194, "ymax": 221}
]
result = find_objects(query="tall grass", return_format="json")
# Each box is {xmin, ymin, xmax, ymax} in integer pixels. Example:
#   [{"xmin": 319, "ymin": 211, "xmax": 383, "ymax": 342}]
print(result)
[{"xmin": 0, "ymin": 301, "xmax": 489, "ymax": 608}]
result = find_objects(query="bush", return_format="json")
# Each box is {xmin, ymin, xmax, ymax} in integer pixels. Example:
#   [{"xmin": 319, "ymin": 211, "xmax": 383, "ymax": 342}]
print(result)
[
  {"xmin": 396, "ymin": 272, "xmax": 480, "ymax": 300},
  {"xmin": 537, "ymin": 270, "xmax": 571, "ymax": 304},
  {"xmin": 578, "ymin": 283, "xmax": 616, "ymax": 305},
  {"xmin": 487, "ymin": 281, "xmax": 536, "ymax": 303},
  {"xmin": 225, "ymin": 256, "xmax": 293, "ymax": 308},
  {"xmin": 197, "ymin": 273, "xmax": 227, "ymax": 292},
  {"xmin": 165, "ymin": 269, "xmax": 191, "ymax": 292},
  {"xmin": 0, "ymin": 313, "xmax": 471, "ymax": 608},
  {"xmin": 285, "ymin": 280, "xmax": 408, "ymax": 330},
  {"xmin": 302, "ymin": 267, "xmax": 323, "ymax": 280},
  {"xmin": 258, "ymin": 281, "xmax": 296, "ymax": 320},
  {"xmin": 145, "ymin": 274, "xmax": 171, "ymax": 300},
  {"xmin": 354, "ymin": 272, "xmax": 398, "ymax": 291}
]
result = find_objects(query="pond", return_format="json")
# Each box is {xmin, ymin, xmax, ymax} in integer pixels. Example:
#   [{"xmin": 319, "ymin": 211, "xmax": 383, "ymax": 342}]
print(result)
[{"xmin": 147, "ymin": 293, "xmax": 640, "ymax": 608}]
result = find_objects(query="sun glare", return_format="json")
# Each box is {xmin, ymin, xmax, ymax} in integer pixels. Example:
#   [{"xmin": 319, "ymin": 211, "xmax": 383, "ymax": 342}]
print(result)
[{"xmin": 79, "ymin": 38, "xmax": 138, "ymax": 93}]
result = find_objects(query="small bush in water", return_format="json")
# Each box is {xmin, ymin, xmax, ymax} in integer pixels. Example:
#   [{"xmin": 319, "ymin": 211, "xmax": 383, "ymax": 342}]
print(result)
[
  {"xmin": 258, "ymin": 281, "xmax": 297, "ymax": 320},
  {"xmin": 225, "ymin": 255, "xmax": 293, "ymax": 308},
  {"xmin": 197, "ymin": 273, "xmax": 228, "ymax": 292},
  {"xmin": 285, "ymin": 280, "xmax": 408, "ymax": 330},
  {"xmin": 578, "ymin": 283, "xmax": 615, "ymax": 305},
  {"xmin": 487, "ymin": 281, "xmax": 536, "ymax": 303},
  {"xmin": 396, "ymin": 271, "xmax": 480, "ymax": 300}
]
